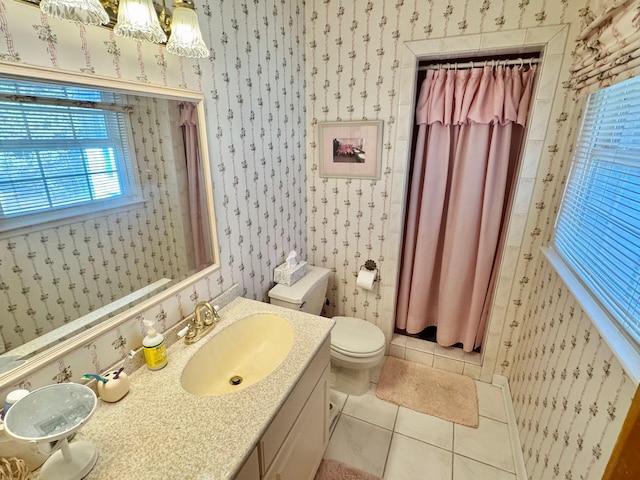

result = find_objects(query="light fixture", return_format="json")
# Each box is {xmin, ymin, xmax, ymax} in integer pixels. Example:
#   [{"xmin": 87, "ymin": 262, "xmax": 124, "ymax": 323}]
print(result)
[
  {"xmin": 113, "ymin": 0, "xmax": 167, "ymax": 44},
  {"xmin": 166, "ymin": 1, "xmax": 208, "ymax": 58},
  {"xmin": 27, "ymin": 0, "xmax": 209, "ymax": 58},
  {"xmin": 39, "ymin": 0, "xmax": 109, "ymax": 26}
]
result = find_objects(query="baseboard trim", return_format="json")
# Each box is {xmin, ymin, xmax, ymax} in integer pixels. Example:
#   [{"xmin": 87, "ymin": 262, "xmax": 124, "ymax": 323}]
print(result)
[{"xmin": 493, "ymin": 374, "xmax": 528, "ymax": 480}]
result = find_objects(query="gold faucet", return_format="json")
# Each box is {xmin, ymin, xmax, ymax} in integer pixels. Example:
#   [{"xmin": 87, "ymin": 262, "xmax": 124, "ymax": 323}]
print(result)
[{"xmin": 182, "ymin": 301, "xmax": 220, "ymax": 344}]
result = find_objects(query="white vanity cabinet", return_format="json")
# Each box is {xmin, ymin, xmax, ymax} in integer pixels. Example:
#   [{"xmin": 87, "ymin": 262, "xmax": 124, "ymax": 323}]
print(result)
[
  {"xmin": 235, "ymin": 338, "xmax": 330, "ymax": 480},
  {"xmin": 236, "ymin": 448, "xmax": 260, "ymax": 480}
]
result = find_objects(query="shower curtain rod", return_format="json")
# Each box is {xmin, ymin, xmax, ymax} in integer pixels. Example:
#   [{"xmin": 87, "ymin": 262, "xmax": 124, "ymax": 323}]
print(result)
[{"xmin": 418, "ymin": 57, "xmax": 540, "ymax": 71}]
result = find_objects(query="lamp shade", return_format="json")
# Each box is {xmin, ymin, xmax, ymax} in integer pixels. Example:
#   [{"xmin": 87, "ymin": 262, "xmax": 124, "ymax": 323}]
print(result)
[
  {"xmin": 166, "ymin": 4, "xmax": 208, "ymax": 58},
  {"xmin": 39, "ymin": 0, "xmax": 109, "ymax": 25},
  {"xmin": 113, "ymin": 0, "xmax": 167, "ymax": 44}
]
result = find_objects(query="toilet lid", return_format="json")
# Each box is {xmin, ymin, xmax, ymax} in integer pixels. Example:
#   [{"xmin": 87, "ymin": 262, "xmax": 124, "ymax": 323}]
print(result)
[{"xmin": 331, "ymin": 316, "xmax": 385, "ymax": 356}]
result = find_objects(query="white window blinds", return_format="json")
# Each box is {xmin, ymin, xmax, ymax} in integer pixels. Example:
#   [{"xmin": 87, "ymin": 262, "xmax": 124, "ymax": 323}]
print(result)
[
  {"xmin": 0, "ymin": 79, "xmax": 132, "ymax": 219},
  {"xmin": 554, "ymin": 75, "xmax": 640, "ymax": 346}
]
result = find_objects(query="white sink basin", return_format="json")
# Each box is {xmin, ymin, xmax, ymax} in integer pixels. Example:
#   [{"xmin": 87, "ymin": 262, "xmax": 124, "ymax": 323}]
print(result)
[{"xmin": 180, "ymin": 313, "xmax": 294, "ymax": 396}]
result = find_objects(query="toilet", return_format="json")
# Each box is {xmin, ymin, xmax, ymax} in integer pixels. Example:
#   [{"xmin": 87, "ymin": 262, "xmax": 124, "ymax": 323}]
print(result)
[{"xmin": 268, "ymin": 265, "xmax": 385, "ymax": 395}]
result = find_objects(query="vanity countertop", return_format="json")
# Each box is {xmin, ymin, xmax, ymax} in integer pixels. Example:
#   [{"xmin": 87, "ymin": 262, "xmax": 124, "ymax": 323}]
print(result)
[{"xmin": 78, "ymin": 297, "xmax": 334, "ymax": 479}]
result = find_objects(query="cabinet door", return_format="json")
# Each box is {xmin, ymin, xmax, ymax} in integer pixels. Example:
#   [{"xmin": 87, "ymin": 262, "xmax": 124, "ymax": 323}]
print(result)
[
  {"xmin": 261, "ymin": 339, "xmax": 330, "ymax": 473},
  {"xmin": 264, "ymin": 366, "xmax": 329, "ymax": 480},
  {"xmin": 235, "ymin": 447, "xmax": 260, "ymax": 480}
]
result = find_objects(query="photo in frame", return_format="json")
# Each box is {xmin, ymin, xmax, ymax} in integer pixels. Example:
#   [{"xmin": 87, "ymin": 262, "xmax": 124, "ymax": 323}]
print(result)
[{"xmin": 318, "ymin": 120, "xmax": 383, "ymax": 179}]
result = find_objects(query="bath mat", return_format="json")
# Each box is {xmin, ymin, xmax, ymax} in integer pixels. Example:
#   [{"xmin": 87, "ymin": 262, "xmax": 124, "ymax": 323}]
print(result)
[
  {"xmin": 314, "ymin": 459, "xmax": 382, "ymax": 480},
  {"xmin": 375, "ymin": 356, "xmax": 479, "ymax": 428}
]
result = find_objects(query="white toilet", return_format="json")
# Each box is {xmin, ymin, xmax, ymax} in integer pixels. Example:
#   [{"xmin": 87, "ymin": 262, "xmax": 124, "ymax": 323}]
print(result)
[{"xmin": 268, "ymin": 265, "xmax": 385, "ymax": 395}]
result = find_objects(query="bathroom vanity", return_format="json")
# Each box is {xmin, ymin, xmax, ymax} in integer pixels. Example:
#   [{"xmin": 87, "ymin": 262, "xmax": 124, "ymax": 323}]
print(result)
[{"xmin": 76, "ymin": 298, "xmax": 333, "ymax": 479}]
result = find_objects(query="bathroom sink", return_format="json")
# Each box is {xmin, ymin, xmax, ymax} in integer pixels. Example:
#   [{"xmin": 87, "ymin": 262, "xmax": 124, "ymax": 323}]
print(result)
[{"xmin": 180, "ymin": 313, "xmax": 294, "ymax": 396}]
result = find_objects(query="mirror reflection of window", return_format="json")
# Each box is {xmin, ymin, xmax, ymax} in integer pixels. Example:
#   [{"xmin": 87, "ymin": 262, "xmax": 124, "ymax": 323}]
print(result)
[
  {"xmin": 0, "ymin": 79, "xmax": 140, "ymax": 228},
  {"xmin": 0, "ymin": 77, "xmax": 215, "ymax": 356}
]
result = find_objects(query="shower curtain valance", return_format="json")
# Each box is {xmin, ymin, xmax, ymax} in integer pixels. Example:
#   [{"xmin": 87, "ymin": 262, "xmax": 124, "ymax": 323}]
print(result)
[{"xmin": 415, "ymin": 66, "xmax": 536, "ymax": 128}]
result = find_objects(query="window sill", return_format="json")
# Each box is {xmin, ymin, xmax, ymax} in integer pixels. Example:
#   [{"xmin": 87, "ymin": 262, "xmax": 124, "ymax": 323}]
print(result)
[
  {"xmin": 542, "ymin": 246, "xmax": 640, "ymax": 385},
  {"xmin": 0, "ymin": 197, "xmax": 145, "ymax": 239}
]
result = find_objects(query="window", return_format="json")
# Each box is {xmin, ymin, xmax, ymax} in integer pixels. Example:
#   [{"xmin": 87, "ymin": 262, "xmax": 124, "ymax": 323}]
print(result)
[
  {"xmin": 0, "ymin": 78, "xmax": 139, "ymax": 231},
  {"xmin": 553, "ymin": 75, "xmax": 640, "ymax": 347}
]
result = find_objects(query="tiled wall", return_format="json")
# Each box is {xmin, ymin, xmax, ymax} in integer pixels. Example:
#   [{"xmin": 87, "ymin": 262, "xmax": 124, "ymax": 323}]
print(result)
[
  {"xmin": 305, "ymin": 1, "xmax": 637, "ymax": 479},
  {"xmin": 0, "ymin": 0, "xmax": 306, "ymax": 392},
  {"xmin": 0, "ymin": 95, "xmax": 190, "ymax": 352}
]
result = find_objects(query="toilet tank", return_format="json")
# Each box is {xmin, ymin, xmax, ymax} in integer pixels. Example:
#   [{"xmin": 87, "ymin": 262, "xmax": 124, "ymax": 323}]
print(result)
[{"xmin": 268, "ymin": 266, "xmax": 331, "ymax": 315}]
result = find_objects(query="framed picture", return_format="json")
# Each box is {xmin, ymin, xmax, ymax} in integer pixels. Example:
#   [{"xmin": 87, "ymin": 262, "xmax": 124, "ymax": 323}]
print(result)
[{"xmin": 318, "ymin": 120, "xmax": 383, "ymax": 179}]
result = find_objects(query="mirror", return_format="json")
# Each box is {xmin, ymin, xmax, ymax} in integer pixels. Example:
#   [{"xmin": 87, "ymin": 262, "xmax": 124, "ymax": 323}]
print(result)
[{"xmin": 0, "ymin": 63, "xmax": 219, "ymax": 367}]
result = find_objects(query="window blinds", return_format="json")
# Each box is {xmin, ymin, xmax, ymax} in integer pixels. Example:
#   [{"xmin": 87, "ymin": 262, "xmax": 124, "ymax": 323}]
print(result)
[
  {"xmin": 554, "ymin": 75, "xmax": 640, "ymax": 346},
  {"xmin": 0, "ymin": 79, "xmax": 130, "ymax": 219}
]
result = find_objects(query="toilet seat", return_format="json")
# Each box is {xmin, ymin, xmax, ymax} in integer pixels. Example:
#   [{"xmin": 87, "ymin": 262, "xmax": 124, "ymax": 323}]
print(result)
[{"xmin": 331, "ymin": 316, "xmax": 385, "ymax": 357}]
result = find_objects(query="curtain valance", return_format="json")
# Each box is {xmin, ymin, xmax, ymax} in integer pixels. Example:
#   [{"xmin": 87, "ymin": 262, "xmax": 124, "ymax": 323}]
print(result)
[
  {"xmin": 415, "ymin": 66, "xmax": 536, "ymax": 127},
  {"xmin": 570, "ymin": 0, "xmax": 640, "ymax": 92}
]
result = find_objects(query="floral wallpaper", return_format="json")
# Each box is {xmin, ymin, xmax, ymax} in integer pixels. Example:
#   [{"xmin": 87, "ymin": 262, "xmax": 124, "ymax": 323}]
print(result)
[
  {"xmin": 0, "ymin": 0, "xmax": 637, "ymax": 478},
  {"xmin": 0, "ymin": 0, "xmax": 305, "ymax": 395},
  {"xmin": 0, "ymin": 95, "xmax": 191, "ymax": 353},
  {"xmin": 306, "ymin": 0, "xmax": 637, "ymax": 479}
]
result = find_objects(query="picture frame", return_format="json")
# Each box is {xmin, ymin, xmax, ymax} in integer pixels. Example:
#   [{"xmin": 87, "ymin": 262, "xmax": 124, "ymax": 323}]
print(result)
[{"xmin": 317, "ymin": 120, "xmax": 383, "ymax": 179}]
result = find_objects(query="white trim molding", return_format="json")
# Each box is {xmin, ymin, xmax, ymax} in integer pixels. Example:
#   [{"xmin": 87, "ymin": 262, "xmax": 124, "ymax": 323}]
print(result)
[{"xmin": 493, "ymin": 374, "xmax": 528, "ymax": 480}]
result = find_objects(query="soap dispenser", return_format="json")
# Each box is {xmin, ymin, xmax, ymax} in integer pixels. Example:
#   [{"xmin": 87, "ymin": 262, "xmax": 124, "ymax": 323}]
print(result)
[{"xmin": 142, "ymin": 319, "xmax": 168, "ymax": 370}]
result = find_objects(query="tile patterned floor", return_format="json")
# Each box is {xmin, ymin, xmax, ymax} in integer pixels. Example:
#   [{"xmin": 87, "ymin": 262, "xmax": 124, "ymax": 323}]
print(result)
[{"xmin": 324, "ymin": 363, "xmax": 518, "ymax": 480}]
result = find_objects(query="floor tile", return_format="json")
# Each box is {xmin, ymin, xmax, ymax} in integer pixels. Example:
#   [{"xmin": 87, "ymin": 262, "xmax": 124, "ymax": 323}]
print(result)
[
  {"xmin": 454, "ymin": 416, "xmax": 515, "ymax": 473},
  {"xmin": 343, "ymin": 384, "xmax": 398, "ymax": 430},
  {"xmin": 394, "ymin": 406, "xmax": 453, "ymax": 451},
  {"xmin": 383, "ymin": 433, "xmax": 452, "ymax": 480},
  {"xmin": 454, "ymin": 454, "xmax": 516, "ymax": 480},
  {"xmin": 324, "ymin": 415, "xmax": 392, "ymax": 477},
  {"xmin": 475, "ymin": 381, "xmax": 507, "ymax": 423}
]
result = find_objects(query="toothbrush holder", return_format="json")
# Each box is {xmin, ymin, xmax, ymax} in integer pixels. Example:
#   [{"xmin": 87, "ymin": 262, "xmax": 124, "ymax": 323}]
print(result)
[{"xmin": 97, "ymin": 370, "xmax": 130, "ymax": 403}]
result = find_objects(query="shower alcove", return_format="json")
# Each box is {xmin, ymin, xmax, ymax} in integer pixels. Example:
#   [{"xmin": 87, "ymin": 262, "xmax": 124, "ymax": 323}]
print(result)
[{"xmin": 382, "ymin": 25, "xmax": 569, "ymax": 382}]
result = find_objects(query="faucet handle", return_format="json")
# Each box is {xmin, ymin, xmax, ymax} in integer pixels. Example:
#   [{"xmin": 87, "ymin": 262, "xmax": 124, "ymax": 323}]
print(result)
[
  {"xmin": 177, "ymin": 325, "xmax": 190, "ymax": 338},
  {"xmin": 180, "ymin": 320, "xmax": 198, "ymax": 342}
]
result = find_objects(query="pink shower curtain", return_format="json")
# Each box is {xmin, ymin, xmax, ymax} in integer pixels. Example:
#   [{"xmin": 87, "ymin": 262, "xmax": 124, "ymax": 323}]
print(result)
[
  {"xmin": 395, "ymin": 65, "xmax": 536, "ymax": 352},
  {"xmin": 180, "ymin": 102, "xmax": 211, "ymax": 269}
]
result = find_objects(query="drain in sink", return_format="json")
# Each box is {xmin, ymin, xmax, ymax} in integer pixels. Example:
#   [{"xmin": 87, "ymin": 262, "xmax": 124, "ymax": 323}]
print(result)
[{"xmin": 229, "ymin": 375, "xmax": 243, "ymax": 386}]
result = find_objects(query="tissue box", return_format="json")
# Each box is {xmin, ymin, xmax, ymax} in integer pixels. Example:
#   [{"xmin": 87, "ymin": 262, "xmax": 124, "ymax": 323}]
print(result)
[{"xmin": 274, "ymin": 261, "xmax": 307, "ymax": 286}]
